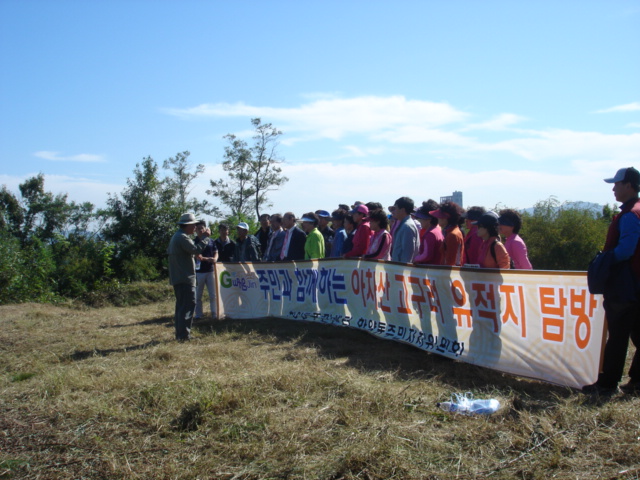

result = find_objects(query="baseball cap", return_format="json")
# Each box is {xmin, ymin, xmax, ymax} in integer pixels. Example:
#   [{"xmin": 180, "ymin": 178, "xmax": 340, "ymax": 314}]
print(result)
[
  {"xmin": 350, "ymin": 204, "xmax": 369, "ymax": 216},
  {"xmin": 604, "ymin": 167, "xmax": 640, "ymax": 187},
  {"xmin": 472, "ymin": 211, "xmax": 499, "ymax": 227}
]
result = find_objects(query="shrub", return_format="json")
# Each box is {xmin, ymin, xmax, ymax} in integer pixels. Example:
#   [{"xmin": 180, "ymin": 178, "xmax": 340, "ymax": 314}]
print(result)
[
  {"xmin": 0, "ymin": 233, "xmax": 57, "ymax": 304},
  {"xmin": 119, "ymin": 255, "xmax": 162, "ymax": 283},
  {"xmin": 521, "ymin": 198, "xmax": 610, "ymax": 271}
]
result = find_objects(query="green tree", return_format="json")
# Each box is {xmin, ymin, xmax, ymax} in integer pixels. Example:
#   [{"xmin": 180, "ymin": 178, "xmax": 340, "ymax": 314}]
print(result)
[
  {"xmin": 162, "ymin": 150, "xmax": 219, "ymax": 217},
  {"xmin": 16, "ymin": 174, "xmax": 76, "ymax": 243},
  {"xmin": 248, "ymin": 118, "xmax": 288, "ymax": 219},
  {"xmin": 49, "ymin": 233, "xmax": 115, "ymax": 298},
  {"xmin": 0, "ymin": 185, "xmax": 24, "ymax": 237},
  {"xmin": 208, "ymin": 134, "xmax": 255, "ymax": 218},
  {"xmin": 0, "ymin": 230, "xmax": 58, "ymax": 304},
  {"xmin": 0, "ymin": 176, "xmax": 113, "ymax": 303},
  {"xmin": 1, "ymin": 174, "xmax": 98, "ymax": 244},
  {"xmin": 102, "ymin": 156, "xmax": 180, "ymax": 277},
  {"xmin": 209, "ymin": 118, "xmax": 288, "ymax": 219},
  {"xmin": 521, "ymin": 197, "xmax": 610, "ymax": 270}
]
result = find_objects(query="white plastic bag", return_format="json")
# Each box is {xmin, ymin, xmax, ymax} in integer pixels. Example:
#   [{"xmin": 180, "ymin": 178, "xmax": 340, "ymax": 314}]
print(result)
[{"xmin": 437, "ymin": 392, "xmax": 500, "ymax": 415}]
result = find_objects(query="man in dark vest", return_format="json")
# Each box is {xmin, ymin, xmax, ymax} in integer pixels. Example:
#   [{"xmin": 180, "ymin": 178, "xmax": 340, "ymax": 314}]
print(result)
[
  {"xmin": 214, "ymin": 223, "xmax": 235, "ymax": 262},
  {"xmin": 234, "ymin": 222, "xmax": 261, "ymax": 262},
  {"xmin": 583, "ymin": 167, "xmax": 640, "ymax": 395},
  {"xmin": 255, "ymin": 213, "xmax": 272, "ymax": 257}
]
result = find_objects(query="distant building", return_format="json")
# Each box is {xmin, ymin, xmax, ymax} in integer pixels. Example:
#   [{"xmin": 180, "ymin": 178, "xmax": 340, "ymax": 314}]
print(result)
[{"xmin": 440, "ymin": 191, "xmax": 463, "ymax": 207}]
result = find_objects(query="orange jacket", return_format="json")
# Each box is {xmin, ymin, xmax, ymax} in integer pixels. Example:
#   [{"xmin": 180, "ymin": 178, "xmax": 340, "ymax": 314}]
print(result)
[
  {"xmin": 441, "ymin": 226, "xmax": 464, "ymax": 266},
  {"xmin": 478, "ymin": 237, "xmax": 511, "ymax": 269}
]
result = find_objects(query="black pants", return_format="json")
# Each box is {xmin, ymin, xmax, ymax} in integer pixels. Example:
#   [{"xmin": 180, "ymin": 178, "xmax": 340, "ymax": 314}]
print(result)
[
  {"xmin": 599, "ymin": 299, "xmax": 640, "ymax": 387},
  {"xmin": 173, "ymin": 283, "xmax": 196, "ymax": 340}
]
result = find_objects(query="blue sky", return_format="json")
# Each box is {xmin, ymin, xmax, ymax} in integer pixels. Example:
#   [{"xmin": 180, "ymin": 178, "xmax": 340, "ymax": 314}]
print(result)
[{"xmin": 1, "ymin": 0, "xmax": 639, "ymax": 222}]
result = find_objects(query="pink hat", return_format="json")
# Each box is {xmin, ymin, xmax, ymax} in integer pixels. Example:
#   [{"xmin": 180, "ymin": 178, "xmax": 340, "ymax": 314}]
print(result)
[
  {"xmin": 350, "ymin": 204, "xmax": 369, "ymax": 216},
  {"xmin": 429, "ymin": 209, "xmax": 450, "ymax": 219}
]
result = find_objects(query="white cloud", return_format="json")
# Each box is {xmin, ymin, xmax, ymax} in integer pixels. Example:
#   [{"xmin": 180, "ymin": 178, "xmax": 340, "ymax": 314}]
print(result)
[
  {"xmin": 482, "ymin": 130, "xmax": 640, "ymax": 162},
  {"xmin": 373, "ymin": 126, "xmax": 475, "ymax": 146},
  {"xmin": 463, "ymin": 113, "xmax": 527, "ymax": 131},
  {"xmin": 162, "ymin": 94, "xmax": 639, "ymax": 215},
  {"xmin": 594, "ymin": 102, "xmax": 640, "ymax": 113},
  {"xmin": 34, "ymin": 151, "xmax": 106, "ymax": 163},
  {"xmin": 164, "ymin": 95, "xmax": 469, "ymax": 141},
  {"xmin": 166, "ymin": 95, "xmax": 640, "ymax": 166},
  {"xmin": 260, "ymin": 162, "xmax": 619, "ymax": 216}
]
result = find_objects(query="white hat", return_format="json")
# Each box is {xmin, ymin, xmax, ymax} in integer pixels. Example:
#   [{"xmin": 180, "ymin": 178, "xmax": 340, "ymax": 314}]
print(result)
[
  {"xmin": 236, "ymin": 222, "xmax": 249, "ymax": 230},
  {"xmin": 177, "ymin": 213, "xmax": 198, "ymax": 225}
]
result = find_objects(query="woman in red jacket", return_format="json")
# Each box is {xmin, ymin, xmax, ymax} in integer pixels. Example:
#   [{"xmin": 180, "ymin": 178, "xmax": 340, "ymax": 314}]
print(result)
[{"xmin": 343, "ymin": 204, "xmax": 371, "ymax": 258}]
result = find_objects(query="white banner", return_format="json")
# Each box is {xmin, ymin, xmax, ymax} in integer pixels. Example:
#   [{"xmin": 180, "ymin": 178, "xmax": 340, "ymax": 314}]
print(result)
[{"xmin": 215, "ymin": 259, "xmax": 605, "ymax": 389}]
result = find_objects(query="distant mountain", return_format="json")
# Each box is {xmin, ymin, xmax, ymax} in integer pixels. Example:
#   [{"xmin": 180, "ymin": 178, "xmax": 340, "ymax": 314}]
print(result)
[
  {"xmin": 521, "ymin": 201, "xmax": 606, "ymax": 216},
  {"xmin": 564, "ymin": 201, "xmax": 604, "ymax": 214}
]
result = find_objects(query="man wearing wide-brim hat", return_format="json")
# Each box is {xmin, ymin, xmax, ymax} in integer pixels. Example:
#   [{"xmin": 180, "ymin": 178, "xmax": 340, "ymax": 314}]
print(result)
[{"xmin": 167, "ymin": 213, "xmax": 211, "ymax": 341}]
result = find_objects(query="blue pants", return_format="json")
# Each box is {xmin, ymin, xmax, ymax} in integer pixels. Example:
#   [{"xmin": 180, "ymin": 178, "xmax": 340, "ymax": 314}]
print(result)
[
  {"xmin": 195, "ymin": 271, "xmax": 216, "ymax": 318},
  {"xmin": 173, "ymin": 283, "xmax": 196, "ymax": 340}
]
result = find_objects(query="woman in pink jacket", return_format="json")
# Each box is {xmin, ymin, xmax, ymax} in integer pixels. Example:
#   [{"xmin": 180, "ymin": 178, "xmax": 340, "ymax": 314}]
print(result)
[
  {"xmin": 498, "ymin": 209, "xmax": 533, "ymax": 270},
  {"xmin": 413, "ymin": 199, "xmax": 444, "ymax": 265},
  {"xmin": 365, "ymin": 209, "xmax": 392, "ymax": 260}
]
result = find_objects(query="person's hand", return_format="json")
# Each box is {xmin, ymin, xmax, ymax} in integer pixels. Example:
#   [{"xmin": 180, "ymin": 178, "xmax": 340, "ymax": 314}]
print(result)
[{"xmin": 196, "ymin": 254, "xmax": 203, "ymax": 261}]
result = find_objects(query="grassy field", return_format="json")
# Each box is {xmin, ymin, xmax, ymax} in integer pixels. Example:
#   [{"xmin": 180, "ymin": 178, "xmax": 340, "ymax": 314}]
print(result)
[{"xmin": 1, "ymin": 290, "xmax": 639, "ymax": 479}]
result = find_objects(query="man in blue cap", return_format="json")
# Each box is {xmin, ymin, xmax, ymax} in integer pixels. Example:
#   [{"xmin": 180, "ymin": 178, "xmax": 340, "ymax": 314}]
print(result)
[
  {"xmin": 234, "ymin": 222, "xmax": 261, "ymax": 262},
  {"xmin": 583, "ymin": 167, "xmax": 640, "ymax": 395},
  {"xmin": 315, "ymin": 209, "xmax": 334, "ymax": 255}
]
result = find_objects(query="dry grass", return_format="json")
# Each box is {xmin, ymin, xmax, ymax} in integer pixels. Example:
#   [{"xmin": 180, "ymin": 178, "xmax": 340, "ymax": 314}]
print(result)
[{"xmin": 1, "ymin": 293, "xmax": 640, "ymax": 479}]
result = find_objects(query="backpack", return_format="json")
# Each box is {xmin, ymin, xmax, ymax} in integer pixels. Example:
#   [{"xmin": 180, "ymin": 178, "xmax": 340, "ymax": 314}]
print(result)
[{"xmin": 490, "ymin": 239, "xmax": 514, "ymax": 269}]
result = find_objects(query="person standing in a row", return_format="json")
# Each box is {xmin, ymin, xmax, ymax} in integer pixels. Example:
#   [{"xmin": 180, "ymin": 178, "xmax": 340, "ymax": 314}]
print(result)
[{"xmin": 194, "ymin": 220, "xmax": 218, "ymax": 319}]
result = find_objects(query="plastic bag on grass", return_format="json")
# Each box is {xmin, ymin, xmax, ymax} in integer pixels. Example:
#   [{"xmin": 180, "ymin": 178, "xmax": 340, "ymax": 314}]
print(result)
[{"xmin": 437, "ymin": 392, "xmax": 500, "ymax": 415}]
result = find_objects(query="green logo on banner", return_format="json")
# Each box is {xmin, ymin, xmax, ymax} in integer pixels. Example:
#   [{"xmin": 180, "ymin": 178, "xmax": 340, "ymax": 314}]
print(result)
[{"xmin": 220, "ymin": 270, "xmax": 232, "ymax": 288}]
